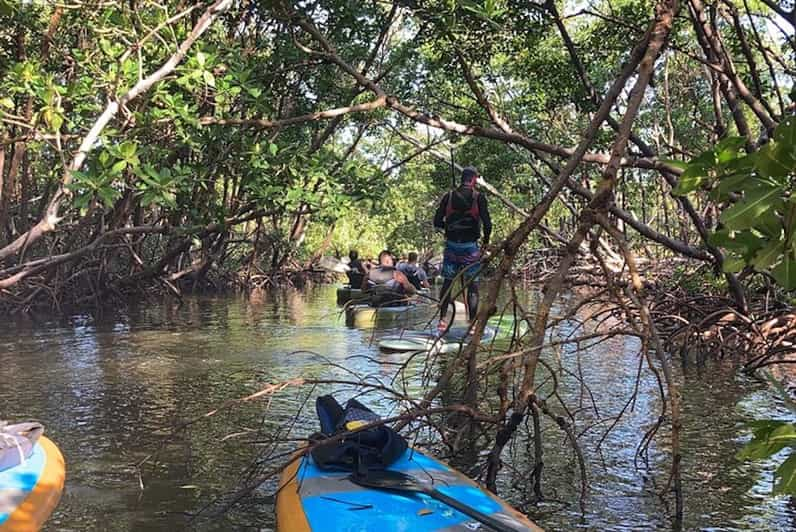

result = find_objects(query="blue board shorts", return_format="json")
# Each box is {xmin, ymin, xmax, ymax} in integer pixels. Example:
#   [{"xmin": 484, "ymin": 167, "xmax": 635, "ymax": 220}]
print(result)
[{"xmin": 441, "ymin": 241, "xmax": 481, "ymax": 281}]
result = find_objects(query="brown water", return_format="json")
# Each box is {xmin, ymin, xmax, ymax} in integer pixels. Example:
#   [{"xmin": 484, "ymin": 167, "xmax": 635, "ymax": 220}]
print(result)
[{"xmin": 0, "ymin": 286, "xmax": 793, "ymax": 531}]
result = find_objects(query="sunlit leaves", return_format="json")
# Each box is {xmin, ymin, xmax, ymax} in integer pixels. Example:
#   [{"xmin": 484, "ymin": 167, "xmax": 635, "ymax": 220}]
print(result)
[
  {"xmin": 135, "ymin": 165, "xmax": 184, "ymax": 208},
  {"xmin": 719, "ymin": 187, "xmax": 783, "ymax": 231},
  {"xmin": 738, "ymin": 420, "xmax": 796, "ymax": 495},
  {"xmin": 738, "ymin": 421, "xmax": 796, "ymax": 460},
  {"xmin": 0, "ymin": 0, "xmax": 15, "ymax": 16},
  {"xmin": 672, "ymin": 163, "xmax": 710, "ymax": 195},
  {"xmin": 460, "ymin": 0, "xmax": 506, "ymax": 29},
  {"xmin": 672, "ymin": 137, "xmax": 747, "ymax": 195},
  {"xmin": 680, "ymin": 120, "xmax": 796, "ymax": 289},
  {"xmin": 772, "ymin": 258, "xmax": 796, "ymax": 289},
  {"xmin": 66, "ymin": 142, "xmax": 144, "ymax": 212},
  {"xmin": 177, "ymin": 50, "xmax": 220, "ymax": 92},
  {"xmin": 751, "ymin": 241, "xmax": 783, "ymax": 271},
  {"xmin": 755, "ymin": 141, "xmax": 796, "ymax": 179},
  {"xmin": 774, "ymin": 116, "xmax": 796, "ymax": 146}
]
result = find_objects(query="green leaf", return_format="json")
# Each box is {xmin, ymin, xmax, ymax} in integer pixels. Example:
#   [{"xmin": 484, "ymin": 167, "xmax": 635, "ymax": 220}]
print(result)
[
  {"xmin": 0, "ymin": 97, "xmax": 13, "ymax": 109},
  {"xmin": 269, "ymin": 143, "xmax": 278, "ymax": 156},
  {"xmin": 723, "ymin": 152, "xmax": 757, "ymax": 175},
  {"xmin": 715, "ymin": 136, "xmax": 746, "ymax": 163},
  {"xmin": 757, "ymin": 210, "xmax": 783, "ymax": 239},
  {"xmin": 99, "ymin": 38, "xmax": 114, "ymax": 58},
  {"xmin": 119, "ymin": 141, "xmax": 137, "ymax": 159},
  {"xmin": 202, "ymin": 70, "xmax": 215, "ymax": 87},
  {"xmin": 774, "ymin": 453, "xmax": 796, "ymax": 496},
  {"xmin": 161, "ymin": 191, "xmax": 176, "ymax": 208},
  {"xmin": 137, "ymin": 173, "xmax": 159, "ymax": 188},
  {"xmin": 772, "ymin": 258, "xmax": 796, "ymax": 289},
  {"xmin": 720, "ymin": 187, "xmax": 782, "ymax": 231},
  {"xmin": 709, "ymin": 229, "xmax": 736, "ymax": 249},
  {"xmin": 42, "ymin": 108, "xmax": 53, "ymax": 128},
  {"xmin": 97, "ymin": 187, "xmax": 119, "ymax": 207},
  {"xmin": 711, "ymin": 173, "xmax": 747, "ymax": 202},
  {"xmin": 692, "ymin": 149, "xmax": 717, "ymax": 167},
  {"xmin": 738, "ymin": 421, "xmax": 796, "ymax": 496},
  {"xmin": 738, "ymin": 421, "xmax": 794, "ymax": 460},
  {"xmin": 196, "ymin": 51, "xmax": 207, "ymax": 67},
  {"xmin": 774, "ymin": 116, "xmax": 796, "ymax": 147},
  {"xmin": 672, "ymin": 164, "xmax": 709, "ymax": 195},
  {"xmin": 49, "ymin": 112, "xmax": 63, "ymax": 131},
  {"xmin": 110, "ymin": 160, "xmax": 127, "ymax": 174},
  {"xmin": 722, "ymin": 255, "xmax": 746, "ymax": 273},
  {"xmin": 755, "ymin": 142, "xmax": 794, "ymax": 179},
  {"xmin": 770, "ymin": 434, "xmax": 796, "ymax": 444},
  {"xmin": 659, "ymin": 158, "xmax": 687, "ymax": 171},
  {"xmin": 710, "ymin": 229, "xmax": 763, "ymax": 254},
  {"xmin": 751, "ymin": 241, "xmax": 782, "ymax": 271},
  {"xmin": 0, "ymin": 0, "xmax": 14, "ymax": 15}
]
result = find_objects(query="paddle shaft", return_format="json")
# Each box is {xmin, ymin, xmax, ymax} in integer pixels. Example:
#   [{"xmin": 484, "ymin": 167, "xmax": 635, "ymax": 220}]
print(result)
[{"xmin": 424, "ymin": 486, "xmax": 522, "ymax": 532}]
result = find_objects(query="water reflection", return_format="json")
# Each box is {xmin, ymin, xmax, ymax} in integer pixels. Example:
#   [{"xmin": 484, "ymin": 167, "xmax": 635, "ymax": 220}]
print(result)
[{"xmin": 0, "ymin": 286, "xmax": 792, "ymax": 531}]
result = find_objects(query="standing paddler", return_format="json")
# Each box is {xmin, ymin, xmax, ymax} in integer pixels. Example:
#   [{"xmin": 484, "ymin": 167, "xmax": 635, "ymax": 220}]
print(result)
[{"xmin": 433, "ymin": 166, "xmax": 492, "ymax": 332}]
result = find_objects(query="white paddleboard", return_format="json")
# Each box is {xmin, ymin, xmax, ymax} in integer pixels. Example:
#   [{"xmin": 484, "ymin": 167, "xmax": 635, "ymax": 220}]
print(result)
[{"xmin": 378, "ymin": 326, "xmax": 497, "ymax": 352}]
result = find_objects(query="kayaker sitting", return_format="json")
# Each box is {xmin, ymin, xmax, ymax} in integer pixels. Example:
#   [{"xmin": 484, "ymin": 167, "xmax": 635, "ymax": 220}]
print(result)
[
  {"xmin": 346, "ymin": 249, "xmax": 368, "ymax": 288},
  {"xmin": 361, "ymin": 250, "xmax": 416, "ymax": 307},
  {"xmin": 397, "ymin": 251, "xmax": 430, "ymax": 290},
  {"xmin": 433, "ymin": 166, "xmax": 492, "ymax": 332}
]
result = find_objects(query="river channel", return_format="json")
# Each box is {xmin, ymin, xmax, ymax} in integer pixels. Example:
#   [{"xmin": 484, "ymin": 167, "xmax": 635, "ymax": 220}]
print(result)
[{"xmin": 0, "ymin": 285, "xmax": 793, "ymax": 531}]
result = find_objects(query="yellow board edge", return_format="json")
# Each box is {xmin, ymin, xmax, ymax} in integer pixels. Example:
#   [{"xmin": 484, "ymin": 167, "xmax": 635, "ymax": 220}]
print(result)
[
  {"xmin": 0, "ymin": 436, "xmax": 66, "ymax": 532},
  {"xmin": 275, "ymin": 453, "xmax": 311, "ymax": 532}
]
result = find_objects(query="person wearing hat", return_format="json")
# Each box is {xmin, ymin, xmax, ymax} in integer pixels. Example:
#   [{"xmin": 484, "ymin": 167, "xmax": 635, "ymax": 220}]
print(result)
[{"xmin": 432, "ymin": 166, "xmax": 492, "ymax": 331}]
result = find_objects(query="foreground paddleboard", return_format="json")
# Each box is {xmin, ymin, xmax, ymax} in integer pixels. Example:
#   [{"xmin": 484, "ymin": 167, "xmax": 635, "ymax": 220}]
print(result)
[
  {"xmin": 378, "ymin": 337, "xmax": 461, "ymax": 353},
  {"xmin": 0, "ymin": 436, "xmax": 65, "ymax": 531},
  {"xmin": 379, "ymin": 326, "xmax": 497, "ymax": 353},
  {"xmin": 276, "ymin": 448, "xmax": 540, "ymax": 531}
]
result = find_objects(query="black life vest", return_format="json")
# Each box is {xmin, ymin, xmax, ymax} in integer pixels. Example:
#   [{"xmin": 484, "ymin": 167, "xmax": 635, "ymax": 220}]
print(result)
[{"xmin": 445, "ymin": 189, "xmax": 480, "ymax": 234}]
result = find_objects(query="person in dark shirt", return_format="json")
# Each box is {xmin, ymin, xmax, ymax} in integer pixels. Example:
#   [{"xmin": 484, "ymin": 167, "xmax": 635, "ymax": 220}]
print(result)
[
  {"xmin": 397, "ymin": 251, "xmax": 430, "ymax": 289},
  {"xmin": 433, "ymin": 166, "xmax": 492, "ymax": 331},
  {"xmin": 346, "ymin": 249, "xmax": 368, "ymax": 288}
]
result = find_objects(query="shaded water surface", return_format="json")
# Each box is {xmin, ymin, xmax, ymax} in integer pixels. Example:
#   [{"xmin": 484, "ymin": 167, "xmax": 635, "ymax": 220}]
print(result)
[{"xmin": 0, "ymin": 286, "xmax": 793, "ymax": 531}]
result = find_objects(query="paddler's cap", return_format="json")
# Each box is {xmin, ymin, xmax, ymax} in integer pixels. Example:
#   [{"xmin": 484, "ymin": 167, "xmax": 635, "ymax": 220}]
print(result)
[{"xmin": 461, "ymin": 166, "xmax": 479, "ymax": 183}]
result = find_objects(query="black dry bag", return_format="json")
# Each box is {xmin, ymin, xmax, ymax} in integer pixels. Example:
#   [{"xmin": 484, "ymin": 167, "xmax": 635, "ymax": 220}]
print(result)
[{"xmin": 310, "ymin": 395, "xmax": 407, "ymax": 475}]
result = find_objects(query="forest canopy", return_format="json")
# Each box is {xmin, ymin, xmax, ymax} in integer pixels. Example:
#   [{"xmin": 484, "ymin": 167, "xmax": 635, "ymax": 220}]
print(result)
[{"xmin": 0, "ymin": 0, "xmax": 793, "ymax": 307}]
